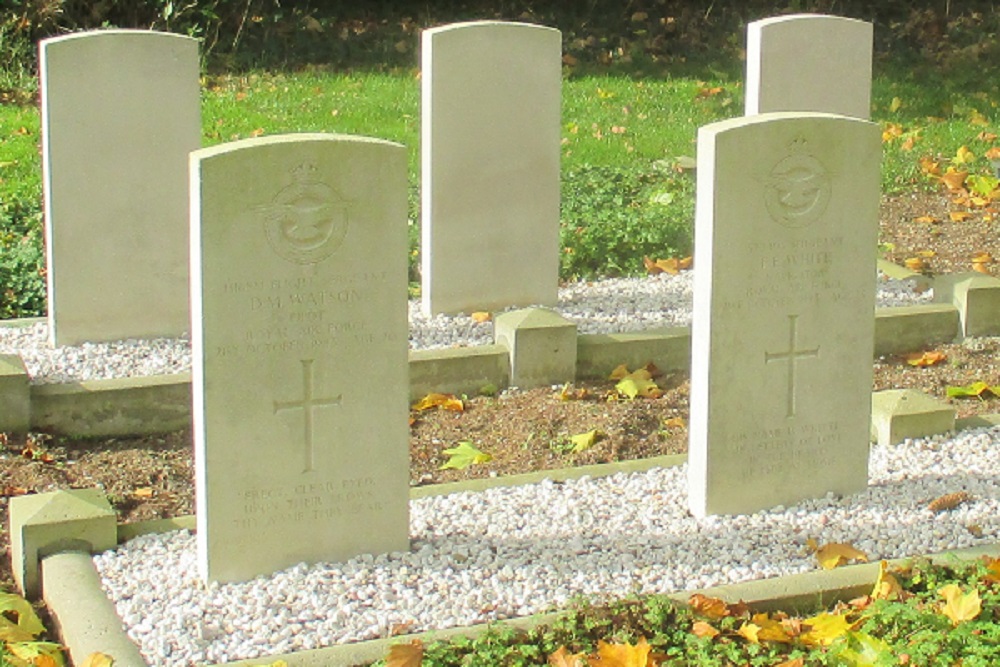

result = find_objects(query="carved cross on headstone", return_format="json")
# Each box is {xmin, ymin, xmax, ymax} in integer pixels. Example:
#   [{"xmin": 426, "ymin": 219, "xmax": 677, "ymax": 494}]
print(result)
[
  {"xmin": 273, "ymin": 359, "xmax": 341, "ymax": 472},
  {"xmin": 765, "ymin": 314, "xmax": 819, "ymax": 418}
]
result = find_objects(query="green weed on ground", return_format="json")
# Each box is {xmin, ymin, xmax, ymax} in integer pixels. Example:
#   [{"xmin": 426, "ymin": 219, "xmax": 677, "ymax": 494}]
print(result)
[{"xmin": 363, "ymin": 555, "xmax": 1000, "ymax": 667}]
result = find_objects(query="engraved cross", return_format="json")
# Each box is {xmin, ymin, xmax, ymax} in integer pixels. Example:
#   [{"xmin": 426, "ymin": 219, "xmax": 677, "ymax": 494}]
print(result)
[
  {"xmin": 765, "ymin": 315, "xmax": 819, "ymax": 418},
  {"xmin": 273, "ymin": 359, "xmax": 341, "ymax": 473}
]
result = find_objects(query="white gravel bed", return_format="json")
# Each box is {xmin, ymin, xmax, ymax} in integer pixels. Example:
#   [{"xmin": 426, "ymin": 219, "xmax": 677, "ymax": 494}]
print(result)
[
  {"xmin": 94, "ymin": 425, "xmax": 999, "ymax": 667},
  {"xmin": 0, "ymin": 273, "xmax": 931, "ymax": 384}
]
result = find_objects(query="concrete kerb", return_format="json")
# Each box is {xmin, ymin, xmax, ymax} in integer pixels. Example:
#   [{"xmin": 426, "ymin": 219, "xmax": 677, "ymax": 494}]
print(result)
[{"xmin": 4, "ymin": 296, "xmax": 995, "ymax": 438}]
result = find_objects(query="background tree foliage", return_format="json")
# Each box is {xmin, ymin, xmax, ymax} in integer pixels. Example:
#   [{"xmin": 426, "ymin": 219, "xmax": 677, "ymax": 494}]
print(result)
[{"xmin": 3, "ymin": 1, "xmax": 1000, "ymax": 88}]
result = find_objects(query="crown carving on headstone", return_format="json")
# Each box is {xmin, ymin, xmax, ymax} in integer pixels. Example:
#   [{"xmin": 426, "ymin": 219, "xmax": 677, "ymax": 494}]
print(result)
[
  {"xmin": 290, "ymin": 161, "xmax": 318, "ymax": 182},
  {"xmin": 787, "ymin": 137, "xmax": 810, "ymax": 154}
]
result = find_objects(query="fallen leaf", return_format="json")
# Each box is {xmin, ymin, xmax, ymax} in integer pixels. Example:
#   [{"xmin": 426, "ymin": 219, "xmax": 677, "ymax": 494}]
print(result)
[
  {"xmin": 799, "ymin": 612, "xmax": 853, "ymax": 647},
  {"xmin": 813, "ymin": 542, "xmax": 868, "ymax": 570},
  {"xmin": 562, "ymin": 54, "xmax": 579, "ymax": 67},
  {"xmin": 736, "ymin": 621, "xmax": 761, "ymax": 644},
  {"xmin": 470, "ymin": 311, "xmax": 491, "ymax": 323},
  {"xmin": 411, "ymin": 393, "xmax": 464, "ymax": 412},
  {"xmin": 982, "ymin": 556, "xmax": 1000, "ymax": 584},
  {"xmin": 949, "ymin": 211, "xmax": 973, "ymax": 222},
  {"xmin": 616, "ymin": 369, "xmax": 662, "ymax": 399},
  {"xmin": 608, "ymin": 363, "xmax": 631, "ymax": 381},
  {"xmin": 903, "ymin": 257, "xmax": 927, "ymax": 272},
  {"xmin": 913, "ymin": 215, "xmax": 940, "ymax": 224},
  {"xmin": 663, "ymin": 416, "xmax": 686, "ymax": 429},
  {"xmin": 940, "ymin": 167, "xmax": 968, "ymax": 190},
  {"xmin": 928, "ymin": 491, "xmax": 972, "ymax": 513},
  {"xmin": 589, "ymin": 637, "xmax": 652, "ymax": 667},
  {"xmin": 953, "ymin": 145, "xmax": 976, "ymax": 164},
  {"xmin": 901, "ymin": 134, "xmax": 917, "ymax": 151},
  {"xmin": 752, "ymin": 612, "xmax": 793, "ymax": 643},
  {"xmin": 0, "ymin": 592, "xmax": 45, "ymax": 642},
  {"xmin": 773, "ymin": 659, "xmax": 805, "ymax": 667},
  {"xmin": 439, "ymin": 442, "xmax": 491, "ymax": 470},
  {"xmin": 946, "ymin": 381, "xmax": 999, "ymax": 399},
  {"xmin": 385, "ymin": 639, "xmax": 423, "ymax": 667},
  {"xmin": 905, "ymin": 351, "xmax": 946, "ymax": 367},
  {"xmin": 889, "ymin": 96, "xmax": 903, "ymax": 113},
  {"xmin": 568, "ymin": 429, "xmax": 601, "ymax": 453},
  {"xmin": 132, "ymin": 487, "xmax": 154, "ymax": 498},
  {"xmin": 688, "ymin": 593, "xmax": 731, "ymax": 620},
  {"xmin": 250, "ymin": 127, "xmax": 265, "ymax": 138},
  {"xmin": 978, "ymin": 133, "xmax": 999, "ymax": 143},
  {"xmin": 691, "ymin": 620, "xmax": 720, "ymax": 639},
  {"xmin": 549, "ymin": 645, "xmax": 587, "ymax": 667},
  {"xmin": 938, "ymin": 584, "xmax": 981, "ymax": 625},
  {"xmin": 871, "ymin": 560, "xmax": 903, "ymax": 601},
  {"xmin": 610, "ymin": 126, "xmax": 627, "ymax": 134},
  {"xmin": 80, "ymin": 654, "xmax": 115, "ymax": 667},
  {"xmin": 919, "ymin": 156, "xmax": 941, "ymax": 176},
  {"xmin": 881, "ymin": 122, "xmax": 903, "ymax": 142},
  {"xmin": 985, "ymin": 146, "xmax": 1000, "ymax": 160}
]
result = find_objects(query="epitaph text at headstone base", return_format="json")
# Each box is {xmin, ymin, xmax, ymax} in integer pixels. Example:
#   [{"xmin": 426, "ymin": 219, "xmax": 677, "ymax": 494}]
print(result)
[
  {"xmin": 420, "ymin": 21, "xmax": 561, "ymax": 315},
  {"xmin": 688, "ymin": 113, "xmax": 880, "ymax": 518},
  {"xmin": 745, "ymin": 14, "xmax": 873, "ymax": 120},
  {"xmin": 41, "ymin": 30, "xmax": 200, "ymax": 345},
  {"xmin": 191, "ymin": 134, "xmax": 409, "ymax": 583}
]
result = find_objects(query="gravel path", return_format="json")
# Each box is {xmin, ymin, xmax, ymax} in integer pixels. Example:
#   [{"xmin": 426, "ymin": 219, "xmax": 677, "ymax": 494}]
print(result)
[
  {"xmin": 0, "ymin": 272, "xmax": 931, "ymax": 384},
  {"xmin": 94, "ymin": 425, "xmax": 999, "ymax": 666}
]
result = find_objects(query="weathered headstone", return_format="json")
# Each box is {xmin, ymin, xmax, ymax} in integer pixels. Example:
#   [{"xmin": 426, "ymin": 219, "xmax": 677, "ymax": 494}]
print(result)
[
  {"xmin": 688, "ymin": 113, "xmax": 880, "ymax": 517},
  {"xmin": 421, "ymin": 21, "xmax": 561, "ymax": 315},
  {"xmin": 40, "ymin": 30, "xmax": 200, "ymax": 346},
  {"xmin": 190, "ymin": 134, "xmax": 410, "ymax": 583},
  {"xmin": 745, "ymin": 15, "xmax": 873, "ymax": 119}
]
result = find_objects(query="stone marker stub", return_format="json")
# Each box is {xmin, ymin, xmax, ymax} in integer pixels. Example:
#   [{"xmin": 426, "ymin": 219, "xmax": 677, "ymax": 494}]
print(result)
[
  {"xmin": 688, "ymin": 113, "xmax": 880, "ymax": 518},
  {"xmin": 40, "ymin": 30, "xmax": 200, "ymax": 346},
  {"xmin": 191, "ymin": 134, "xmax": 409, "ymax": 583},
  {"xmin": 421, "ymin": 21, "xmax": 561, "ymax": 315},
  {"xmin": 745, "ymin": 14, "xmax": 873, "ymax": 120}
]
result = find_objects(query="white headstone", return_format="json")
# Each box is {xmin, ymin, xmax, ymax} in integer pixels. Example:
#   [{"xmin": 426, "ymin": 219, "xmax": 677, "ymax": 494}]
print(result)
[
  {"xmin": 688, "ymin": 112, "xmax": 880, "ymax": 517},
  {"xmin": 190, "ymin": 134, "xmax": 410, "ymax": 583},
  {"xmin": 40, "ymin": 30, "xmax": 200, "ymax": 346},
  {"xmin": 745, "ymin": 15, "xmax": 873, "ymax": 120},
  {"xmin": 420, "ymin": 21, "xmax": 561, "ymax": 315}
]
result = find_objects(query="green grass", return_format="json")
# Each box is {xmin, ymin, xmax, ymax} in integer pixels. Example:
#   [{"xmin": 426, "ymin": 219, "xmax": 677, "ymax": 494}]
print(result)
[{"xmin": 1, "ymin": 55, "xmax": 998, "ymax": 318}]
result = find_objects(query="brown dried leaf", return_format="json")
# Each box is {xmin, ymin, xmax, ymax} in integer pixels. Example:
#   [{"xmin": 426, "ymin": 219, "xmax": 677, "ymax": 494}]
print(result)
[
  {"xmin": 385, "ymin": 639, "xmax": 423, "ymax": 667},
  {"xmin": 949, "ymin": 211, "xmax": 973, "ymax": 222},
  {"xmin": 941, "ymin": 168, "xmax": 969, "ymax": 190},
  {"xmin": 905, "ymin": 350, "xmax": 947, "ymax": 367},
  {"xmin": 688, "ymin": 593, "xmax": 731, "ymax": 619},
  {"xmin": 928, "ymin": 491, "xmax": 971, "ymax": 513},
  {"xmin": 691, "ymin": 620, "xmax": 720, "ymax": 639}
]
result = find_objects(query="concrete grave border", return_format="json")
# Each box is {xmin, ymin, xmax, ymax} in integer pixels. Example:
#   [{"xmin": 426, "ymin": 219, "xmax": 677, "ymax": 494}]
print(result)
[
  {"xmin": 1, "ymin": 263, "xmax": 997, "ymax": 439},
  {"xmin": 15, "ymin": 447, "xmax": 1000, "ymax": 667}
]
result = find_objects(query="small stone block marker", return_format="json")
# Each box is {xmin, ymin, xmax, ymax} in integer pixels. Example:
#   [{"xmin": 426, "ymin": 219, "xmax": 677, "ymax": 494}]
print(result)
[
  {"xmin": 421, "ymin": 21, "xmax": 561, "ymax": 315},
  {"xmin": 9, "ymin": 488, "xmax": 116, "ymax": 598},
  {"xmin": 0, "ymin": 353, "xmax": 30, "ymax": 433},
  {"xmin": 933, "ymin": 273, "xmax": 1000, "ymax": 337},
  {"xmin": 745, "ymin": 14, "xmax": 873, "ymax": 119},
  {"xmin": 688, "ymin": 113, "xmax": 881, "ymax": 517},
  {"xmin": 871, "ymin": 389, "xmax": 956, "ymax": 447},
  {"xmin": 191, "ymin": 134, "xmax": 410, "ymax": 583},
  {"xmin": 494, "ymin": 308, "xmax": 577, "ymax": 389},
  {"xmin": 40, "ymin": 30, "xmax": 200, "ymax": 345}
]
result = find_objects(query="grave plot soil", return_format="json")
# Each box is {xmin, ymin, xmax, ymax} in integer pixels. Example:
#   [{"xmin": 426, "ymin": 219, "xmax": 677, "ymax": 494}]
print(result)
[{"xmin": 0, "ymin": 190, "xmax": 998, "ymax": 596}]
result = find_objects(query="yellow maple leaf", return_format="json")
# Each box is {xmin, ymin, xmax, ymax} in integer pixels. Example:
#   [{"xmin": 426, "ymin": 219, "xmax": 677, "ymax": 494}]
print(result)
[
  {"xmin": 940, "ymin": 167, "xmax": 968, "ymax": 190},
  {"xmin": 549, "ymin": 645, "xmax": 587, "ymax": 667},
  {"xmin": 737, "ymin": 621, "xmax": 761, "ymax": 644},
  {"xmin": 385, "ymin": 639, "xmax": 424, "ymax": 667},
  {"xmin": 813, "ymin": 542, "xmax": 868, "ymax": 570},
  {"xmin": 905, "ymin": 350, "xmax": 947, "ymax": 367},
  {"xmin": 938, "ymin": 584, "xmax": 982, "ymax": 625},
  {"xmin": 949, "ymin": 211, "xmax": 973, "ymax": 222},
  {"xmin": 587, "ymin": 637, "xmax": 653, "ymax": 667},
  {"xmin": 569, "ymin": 429, "xmax": 601, "ymax": 453},
  {"xmin": 954, "ymin": 145, "xmax": 976, "ymax": 164},
  {"xmin": 752, "ymin": 612, "xmax": 793, "ymax": 644},
  {"xmin": 871, "ymin": 560, "xmax": 903, "ymax": 601},
  {"xmin": 411, "ymin": 393, "xmax": 464, "ymax": 412},
  {"xmin": 470, "ymin": 311, "xmax": 492, "ymax": 323},
  {"xmin": 800, "ymin": 612, "xmax": 854, "ymax": 647}
]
